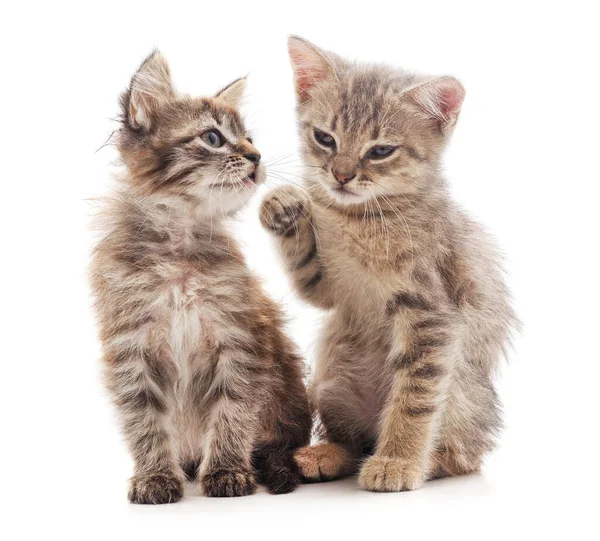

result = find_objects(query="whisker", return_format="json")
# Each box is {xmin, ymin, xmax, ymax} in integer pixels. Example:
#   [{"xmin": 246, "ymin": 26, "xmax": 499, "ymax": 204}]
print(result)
[{"xmin": 95, "ymin": 129, "xmax": 119, "ymax": 154}]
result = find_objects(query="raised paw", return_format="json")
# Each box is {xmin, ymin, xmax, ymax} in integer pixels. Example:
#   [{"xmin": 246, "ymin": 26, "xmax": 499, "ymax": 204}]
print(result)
[
  {"xmin": 128, "ymin": 472, "xmax": 184, "ymax": 504},
  {"xmin": 294, "ymin": 443, "xmax": 357, "ymax": 482},
  {"xmin": 201, "ymin": 469, "xmax": 257, "ymax": 497},
  {"xmin": 358, "ymin": 456, "xmax": 425, "ymax": 492},
  {"xmin": 260, "ymin": 185, "xmax": 310, "ymax": 237}
]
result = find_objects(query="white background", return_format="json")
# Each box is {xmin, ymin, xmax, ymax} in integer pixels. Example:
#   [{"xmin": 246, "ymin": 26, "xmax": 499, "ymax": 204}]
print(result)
[{"xmin": 2, "ymin": 1, "xmax": 598, "ymax": 539}]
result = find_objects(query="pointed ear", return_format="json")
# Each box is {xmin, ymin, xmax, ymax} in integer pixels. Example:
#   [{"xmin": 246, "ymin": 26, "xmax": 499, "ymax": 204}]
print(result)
[
  {"xmin": 405, "ymin": 76, "xmax": 465, "ymax": 133},
  {"xmin": 287, "ymin": 36, "xmax": 335, "ymax": 100},
  {"xmin": 123, "ymin": 50, "xmax": 174, "ymax": 131},
  {"xmin": 215, "ymin": 77, "xmax": 247, "ymax": 109}
]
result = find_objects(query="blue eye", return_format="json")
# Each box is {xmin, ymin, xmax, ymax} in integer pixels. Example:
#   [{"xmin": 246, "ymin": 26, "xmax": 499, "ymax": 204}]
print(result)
[
  {"xmin": 314, "ymin": 128, "xmax": 336, "ymax": 148},
  {"xmin": 367, "ymin": 145, "xmax": 397, "ymax": 159},
  {"xmin": 201, "ymin": 130, "xmax": 224, "ymax": 148}
]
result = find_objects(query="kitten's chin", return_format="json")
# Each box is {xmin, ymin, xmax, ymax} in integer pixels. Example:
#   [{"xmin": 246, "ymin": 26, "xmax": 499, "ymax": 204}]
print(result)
[
  {"xmin": 213, "ymin": 186, "xmax": 257, "ymax": 216},
  {"xmin": 198, "ymin": 165, "xmax": 264, "ymax": 217}
]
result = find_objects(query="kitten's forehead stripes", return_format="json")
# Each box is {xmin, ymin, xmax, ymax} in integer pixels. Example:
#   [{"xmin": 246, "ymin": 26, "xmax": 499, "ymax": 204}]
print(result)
[
  {"xmin": 205, "ymin": 99, "xmax": 245, "ymax": 134},
  {"xmin": 309, "ymin": 68, "xmax": 421, "ymax": 141},
  {"xmin": 337, "ymin": 72, "xmax": 389, "ymax": 133},
  {"xmin": 168, "ymin": 98, "xmax": 246, "ymax": 140},
  {"xmin": 330, "ymin": 115, "xmax": 338, "ymax": 132}
]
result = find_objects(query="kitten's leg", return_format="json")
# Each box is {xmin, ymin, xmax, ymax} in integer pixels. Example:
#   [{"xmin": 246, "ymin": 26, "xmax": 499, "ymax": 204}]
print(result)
[
  {"xmin": 294, "ymin": 321, "xmax": 369, "ymax": 482},
  {"xmin": 260, "ymin": 185, "xmax": 334, "ymax": 310},
  {"xmin": 199, "ymin": 347, "xmax": 261, "ymax": 498},
  {"xmin": 253, "ymin": 344, "xmax": 312, "ymax": 494},
  {"xmin": 104, "ymin": 344, "xmax": 183, "ymax": 504},
  {"xmin": 253, "ymin": 442, "xmax": 302, "ymax": 494},
  {"xmin": 295, "ymin": 384, "xmax": 368, "ymax": 482},
  {"xmin": 295, "ymin": 387, "xmax": 369, "ymax": 482},
  {"xmin": 429, "ymin": 364, "xmax": 501, "ymax": 479},
  {"xmin": 359, "ymin": 304, "xmax": 457, "ymax": 492}
]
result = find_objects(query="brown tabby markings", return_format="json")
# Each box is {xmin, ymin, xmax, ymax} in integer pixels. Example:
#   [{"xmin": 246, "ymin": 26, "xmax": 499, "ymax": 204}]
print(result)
[
  {"xmin": 261, "ymin": 37, "xmax": 517, "ymax": 492},
  {"xmin": 91, "ymin": 51, "xmax": 311, "ymax": 503}
]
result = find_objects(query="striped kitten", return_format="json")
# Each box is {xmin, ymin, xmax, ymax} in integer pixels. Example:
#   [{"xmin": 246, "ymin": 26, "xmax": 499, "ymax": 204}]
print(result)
[
  {"xmin": 260, "ymin": 37, "xmax": 517, "ymax": 491},
  {"xmin": 91, "ymin": 52, "xmax": 311, "ymax": 503}
]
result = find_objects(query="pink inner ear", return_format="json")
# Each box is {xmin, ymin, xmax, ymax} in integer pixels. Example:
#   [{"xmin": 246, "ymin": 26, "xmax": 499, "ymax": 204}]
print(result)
[
  {"xmin": 438, "ymin": 81, "xmax": 465, "ymax": 118},
  {"xmin": 289, "ymin": 48, "xmax": 329, "ymax": 92}
]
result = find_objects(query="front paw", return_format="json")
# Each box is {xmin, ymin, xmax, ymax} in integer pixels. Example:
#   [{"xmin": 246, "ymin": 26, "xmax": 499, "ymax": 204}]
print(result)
[
  {"xmin": 358, "ymin": 456, "xmax": 425, "ymax": 492},
  {"xmin": 260, "ymin": 185, "xmax": 310, "ymax": 236},
  {"xmin": 201, "ymin": 469, "xmax": 257, "ymax": 497},
  {"xmin": 128, "ymin": 472, "xmax": 184, "ymax": 504}
]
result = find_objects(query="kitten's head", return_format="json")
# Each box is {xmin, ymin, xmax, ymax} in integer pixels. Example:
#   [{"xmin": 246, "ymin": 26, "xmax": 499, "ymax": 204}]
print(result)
[
  {"xmin": 117, "ymin": 51, "xmax": 264, "ymax": 216},
  {"xmin": 287, "ymin": 36, "xmax": 464, "ymax": 206}
]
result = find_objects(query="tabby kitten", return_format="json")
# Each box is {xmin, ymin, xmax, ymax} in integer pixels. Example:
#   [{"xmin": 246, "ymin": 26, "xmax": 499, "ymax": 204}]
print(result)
[
  {"xmin": 260, "ymin": 37, "xmax": 517, "ymax": 491},
  {"xmin": 91, "ymin": 51, "xmax": 311, "ymax": 503}
]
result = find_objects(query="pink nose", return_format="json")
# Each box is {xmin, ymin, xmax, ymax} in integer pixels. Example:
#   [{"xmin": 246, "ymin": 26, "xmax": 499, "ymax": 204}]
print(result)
[{"xmin": 333, "ymin": 171, "xmax": 356, "ymax": 185}]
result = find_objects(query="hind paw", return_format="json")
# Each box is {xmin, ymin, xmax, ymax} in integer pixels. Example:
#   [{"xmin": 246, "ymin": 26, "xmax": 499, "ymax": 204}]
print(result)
[{"xmin": 294, "ymin": 443, "xmax": 357, "ymax": 482}]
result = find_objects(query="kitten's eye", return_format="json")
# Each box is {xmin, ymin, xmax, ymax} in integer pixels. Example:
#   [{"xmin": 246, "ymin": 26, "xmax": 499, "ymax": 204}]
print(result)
[
  {"xmin": 201, "ymin": 130, "xmax": 225, "ymax": 148},
  {"xmin": 313, "ymin": 128, "xmax": 336, "ymax": 149},
  {"xmin": 367, "ymin": 145, "xmax": 397, "ymax": 160},
  {"xmin": 246, "ymin": 136, "xmax": 253, "ymax": 144}
]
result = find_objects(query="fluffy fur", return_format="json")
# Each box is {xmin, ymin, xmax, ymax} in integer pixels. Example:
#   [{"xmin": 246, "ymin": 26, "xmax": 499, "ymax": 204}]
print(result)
[
  {"xmin": 90, "ymin": 51, "xmax": 311, "ymax": 503},
  {"xmin": 260, "ymin": 37, "xmax": 517, "ymax": 491}
]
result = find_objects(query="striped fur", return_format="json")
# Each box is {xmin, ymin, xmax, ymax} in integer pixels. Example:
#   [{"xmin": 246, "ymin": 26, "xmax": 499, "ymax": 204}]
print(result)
[
  {"xmin": 90, "ymin": 52, "xmax": 310, "ymax": 503},
  {"xmin": 260, "ymin": 37, "xmax": 518, "ymax": 491}
]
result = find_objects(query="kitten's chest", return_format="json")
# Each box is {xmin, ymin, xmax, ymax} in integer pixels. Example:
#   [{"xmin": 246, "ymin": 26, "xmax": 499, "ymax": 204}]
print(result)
[
  {"xmin": 316, "ymin": 210, "xmax": 403, "ymax": 294},
  {"xmin": 162, "ymin": 264, "xmax": 206, "ymax": 309},
  {"xmin": 155, "ymin": 261, "xmax": 219, "ymax": 377}
]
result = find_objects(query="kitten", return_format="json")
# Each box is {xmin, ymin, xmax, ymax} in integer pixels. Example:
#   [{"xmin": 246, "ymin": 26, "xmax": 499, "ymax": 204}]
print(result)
[
  {"xmin": 90, "ymin": 51, "xmax": 311, "ymax": 503},
  {"xmin": 260, "ymin": 37, "xmax": 517, "ymax": 491}
]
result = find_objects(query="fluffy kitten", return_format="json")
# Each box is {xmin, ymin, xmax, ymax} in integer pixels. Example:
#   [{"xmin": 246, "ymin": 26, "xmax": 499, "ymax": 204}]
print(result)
[
  {"xmin": 90, "ymin": 51, "xmax": 311, "ymax": 503},
  {"xmin": 260, "ymin": 37, "xmax": 517, "ymax": 491}
]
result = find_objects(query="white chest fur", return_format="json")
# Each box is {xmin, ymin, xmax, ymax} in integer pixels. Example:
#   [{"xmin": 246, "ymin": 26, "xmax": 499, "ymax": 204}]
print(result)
[{"xmin": 158, "ymin": 267, "xmax": 211, "ymax": 388}]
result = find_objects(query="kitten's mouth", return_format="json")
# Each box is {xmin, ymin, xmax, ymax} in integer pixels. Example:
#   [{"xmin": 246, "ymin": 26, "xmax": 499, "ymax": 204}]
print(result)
[
  {"xmin": 332, "ymin": 185, "xmax": 358, "ymax": 197},
  {"xmin": 326, "ymin": 183, "xmax": 364, "ymax": 204},
  {"xmin": 212, "ymin": 173, "xmax": 257, "ymax": 190},
  {"xmin": 239, "ymin": 170, "xmax": 258, "ymax": 186}
]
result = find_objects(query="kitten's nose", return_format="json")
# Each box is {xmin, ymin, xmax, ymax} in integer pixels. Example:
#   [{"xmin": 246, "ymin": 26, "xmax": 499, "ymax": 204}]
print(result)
[
  {"xmin": 333, "ymin": 170, "xmax": 356, "ymax": 185},
  {"xmin": 245, "ymin": 152, "xmax": 261, "ymax": 164}
]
